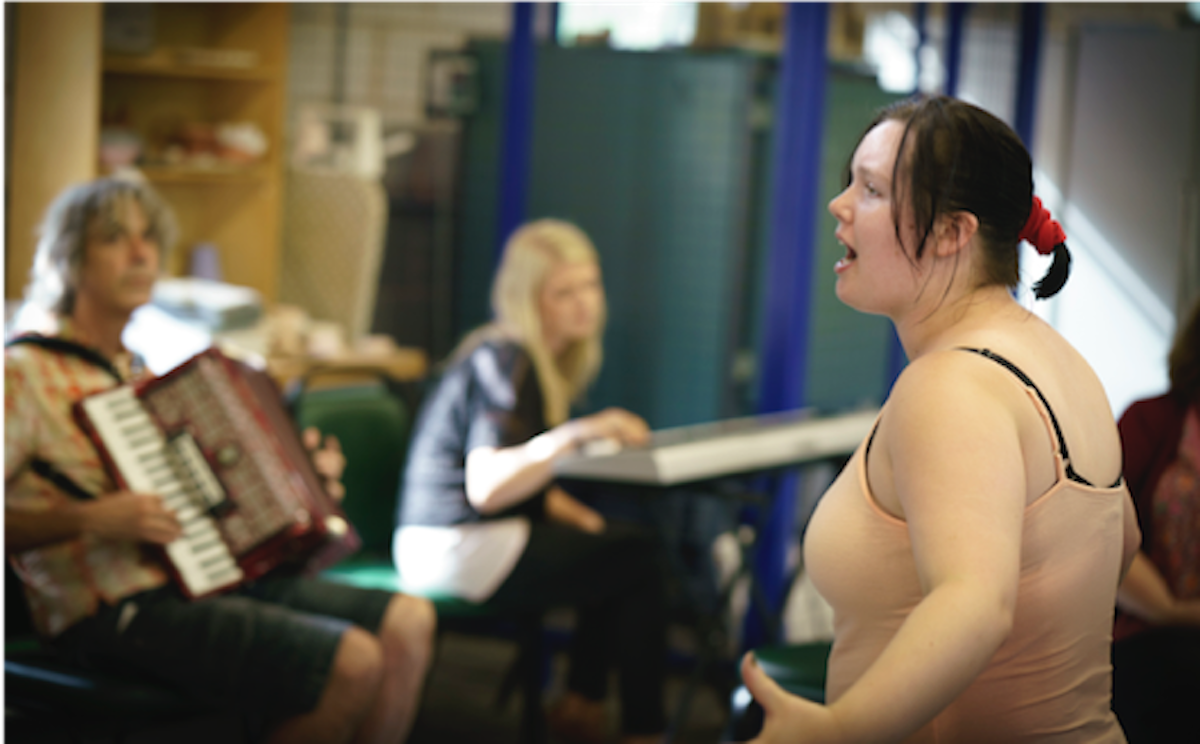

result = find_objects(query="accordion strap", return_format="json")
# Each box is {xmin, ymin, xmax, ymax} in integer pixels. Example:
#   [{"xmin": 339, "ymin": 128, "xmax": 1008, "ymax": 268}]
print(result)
[
  {"xmin": 29, "ymin": 458, "xmax": 96, "ymax": 501},
  {"xmin": 7, "ymin": 334, "xmax": 116, "ymax": 501},
  {"xmin": 5, "ymin": 334, "xmax": 124, "ymax": 384}
]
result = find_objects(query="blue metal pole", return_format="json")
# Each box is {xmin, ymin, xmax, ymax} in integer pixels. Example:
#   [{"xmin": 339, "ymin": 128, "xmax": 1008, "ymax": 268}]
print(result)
[
  {"xmin": 945, "ymin": 3, "xmax": 969, "ymax": 97},
  {"xmin": 1014, "ymin": 3, "xmax": 1044, "ymax": 148},
  {"xmin": 548, "ymin": 2, "xmax": 560, "ymax": 45},
  {"xmin": 746, "ymin": 2, "xmax": 829, "ymax": 649},
  {"xmin": 914, "ymin": 2, "xmax": 928, "ymax": 93},
  {"xmin": 884, "ymin": 3, "xmax": 927, "ymax": 394},
  {"xmin": 497, "ymin": 2, "xmax": 537, "ymax": 262}
]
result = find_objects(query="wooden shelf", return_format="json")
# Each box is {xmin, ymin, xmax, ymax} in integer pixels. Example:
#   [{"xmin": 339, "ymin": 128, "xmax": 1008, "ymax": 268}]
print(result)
[
  {"xmin": 103, "ymin": 56, "xmax": 279, "ymax": 82},
  {"xmin": 140, "ymin": 164, "xmax": 271, "ymax": 185},
  {"xmin": 97, "ymin": 3, "xmax": 290, "ymax": 301}
]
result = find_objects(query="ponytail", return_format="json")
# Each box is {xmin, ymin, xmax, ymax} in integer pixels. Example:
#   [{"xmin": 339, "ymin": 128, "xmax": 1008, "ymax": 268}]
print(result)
[{"xmin": 1020, "ymin": 196, "xmax": 1070, "ymax": 299}]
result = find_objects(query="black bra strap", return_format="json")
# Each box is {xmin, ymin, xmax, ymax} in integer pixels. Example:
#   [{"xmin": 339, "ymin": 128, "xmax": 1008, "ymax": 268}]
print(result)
[
  {"xmin": 959, "ymin": 347, "xmax": 1115, "ymax": 488},
  {"xmin": 5, "ymin": 335, "xmax": 124, "ymax": 384}
]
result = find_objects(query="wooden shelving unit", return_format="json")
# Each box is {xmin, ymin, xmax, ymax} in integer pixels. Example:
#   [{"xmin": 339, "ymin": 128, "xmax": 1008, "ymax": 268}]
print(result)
[
  {"xmin": 102, "ymin": 56, "xmax": 282, "ymax": 83},
  {"xmin": 6, "ymin": 4, "xmax": 102, "ymax": 302},
  {"xmin": 99, "ymin": 2, "xmax": 290, "ymax": 301},
  {"xmin": 137, "ymin": 165, "xmax": 272, "ymax": 185}
]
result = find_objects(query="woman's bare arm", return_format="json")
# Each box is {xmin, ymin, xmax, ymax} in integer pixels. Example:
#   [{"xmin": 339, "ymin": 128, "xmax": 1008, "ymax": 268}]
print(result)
[
  {"xmin": 465, "ymin": 407, "xmax": 648, "ymax": 514},
  {"xmin": 744, "ymin": 353, "xmax": 1026, "ymax": 743},
  {"xmin": 1117, "ymin": 550, "xmax": 1200, "ymax": 626}
]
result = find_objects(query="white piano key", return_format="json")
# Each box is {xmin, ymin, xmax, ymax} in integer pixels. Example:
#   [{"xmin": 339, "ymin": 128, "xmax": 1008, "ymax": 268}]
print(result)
[
  {"xmin": 168, "ymin": 528, "xmax": 240, "ymax": 584},
  {"xmin": 173, "ymin": 505, "xmax": 201, "ymax": 522}
]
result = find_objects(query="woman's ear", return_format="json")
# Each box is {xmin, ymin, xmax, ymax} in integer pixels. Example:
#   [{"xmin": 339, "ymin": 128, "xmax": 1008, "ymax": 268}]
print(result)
[{"xmin": 933, "ymin": 211, "xmax": 979, "ymax": 258}]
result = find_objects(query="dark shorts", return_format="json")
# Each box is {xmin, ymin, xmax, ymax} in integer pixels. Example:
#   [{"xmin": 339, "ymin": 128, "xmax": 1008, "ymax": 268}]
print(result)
[{"xmin": 53, "ymin": 574, "xmax": 394, "ymax": 721}]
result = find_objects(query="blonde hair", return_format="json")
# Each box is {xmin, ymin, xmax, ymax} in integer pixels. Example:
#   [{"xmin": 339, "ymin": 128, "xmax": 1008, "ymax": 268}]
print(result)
[
  {"xmin": 23, "ymin": 177, "xmax": 178, "ymax": 317},
  {"xmin": 454, "ymin": 219, "xmax": 605, "ymax": 425}
]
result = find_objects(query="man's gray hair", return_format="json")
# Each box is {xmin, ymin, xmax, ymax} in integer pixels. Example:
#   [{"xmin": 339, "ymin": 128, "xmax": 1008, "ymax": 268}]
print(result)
[{"xmin": 23, "ymin": 177, "xmax": 178, "ymax": 316}]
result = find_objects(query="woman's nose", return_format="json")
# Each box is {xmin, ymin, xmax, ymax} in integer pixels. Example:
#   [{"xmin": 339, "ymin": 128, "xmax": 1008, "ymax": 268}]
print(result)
[{"xmin": 828, "ymin": 188, "xmax": 850, "ymax": 221}]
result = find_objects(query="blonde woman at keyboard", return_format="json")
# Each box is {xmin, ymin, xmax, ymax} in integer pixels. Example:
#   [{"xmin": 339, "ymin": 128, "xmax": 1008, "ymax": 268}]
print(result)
[
  {"xmin": 740, "ymin": 96, "xmax": 1140, "ymax": 743},
  {"xmin": 394, "ymin": 219, "xmax": 667, "ymax": 744}
]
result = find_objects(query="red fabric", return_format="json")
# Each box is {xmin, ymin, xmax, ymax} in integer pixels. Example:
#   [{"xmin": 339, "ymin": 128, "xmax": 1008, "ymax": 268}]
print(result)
[
  {"xmin": 1114, "ymin": 392, "xmax": 1195, "ymax": 641},
  {"xmin": 1019, "ymin": 196, "xmax": 1067, "ymax": 255}
]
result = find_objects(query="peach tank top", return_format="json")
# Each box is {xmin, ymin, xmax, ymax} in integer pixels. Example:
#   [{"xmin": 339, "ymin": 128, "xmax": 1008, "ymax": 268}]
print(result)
[{"xmin": 804, "ymin": 349, "xmax": 1130, "ymax": 743}]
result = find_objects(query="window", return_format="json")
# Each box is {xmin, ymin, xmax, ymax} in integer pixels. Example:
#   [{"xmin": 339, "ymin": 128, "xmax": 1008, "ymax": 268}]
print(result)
[{"xmin": 556, "ymin": 3, "xmax": 698, "ymax": 51}]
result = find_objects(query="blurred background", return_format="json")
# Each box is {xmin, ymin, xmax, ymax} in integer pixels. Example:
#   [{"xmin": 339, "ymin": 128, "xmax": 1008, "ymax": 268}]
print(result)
[
  {"xmin": 5, "ymin": 3, "xmax": 1199, "ymax": 741},
  {"xmin": 8, "ymin": 2, "xmax": 1197, "ymax": 427}
]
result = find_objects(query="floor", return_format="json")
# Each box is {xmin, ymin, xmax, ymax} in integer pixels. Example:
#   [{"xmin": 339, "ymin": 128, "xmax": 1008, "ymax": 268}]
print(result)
[{"xmin": 5, "ymin": 624, "xmax": 735, "ymax": 744}]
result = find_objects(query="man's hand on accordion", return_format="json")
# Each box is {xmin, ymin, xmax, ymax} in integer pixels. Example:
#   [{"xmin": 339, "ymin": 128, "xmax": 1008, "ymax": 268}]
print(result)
[
  {"xmin": 87, "ymin": 492, "xmax": 183, "ymax": 545},
  {"xmin": 5, "ymin": 491, "xmax": 182, "ymax": 554},
  {"xmin": 304, "ymin": 427, "xmax": 346, "ymax": 502}
]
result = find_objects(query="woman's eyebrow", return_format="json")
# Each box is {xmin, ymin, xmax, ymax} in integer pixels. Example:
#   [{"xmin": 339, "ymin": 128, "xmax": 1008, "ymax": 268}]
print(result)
[{"xmin": 852, "ymin": 162, "xmax": 889, "ymax": 185}]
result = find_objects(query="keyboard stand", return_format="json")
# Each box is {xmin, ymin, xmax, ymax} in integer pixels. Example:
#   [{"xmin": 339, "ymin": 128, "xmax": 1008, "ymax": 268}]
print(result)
[{"xmin": 554, "ymin": 407, "xmax": 876, "ymax": 742}]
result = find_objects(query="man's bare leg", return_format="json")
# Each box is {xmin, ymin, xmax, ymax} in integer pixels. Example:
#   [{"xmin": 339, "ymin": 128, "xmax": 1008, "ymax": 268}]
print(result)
[
  {"xmin": 353, "ymin": 593, "xmax": 437, "ymax": 744},
  {"xmin": 268, "ymin": 626, "xmax": 385, "ymax": 744}
]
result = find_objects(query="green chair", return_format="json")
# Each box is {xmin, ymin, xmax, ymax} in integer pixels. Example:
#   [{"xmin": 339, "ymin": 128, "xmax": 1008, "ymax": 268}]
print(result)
[
  {"xmin": 290, "ymin": 372, "xmax": 414, "ymax": 556},
  {"xmin": 292, "ymin": 372, "xmax": 549, "ymax": 744},
  {"xmin": 725, "ymin": 640, "xmax": 831, "ymax": 741}
]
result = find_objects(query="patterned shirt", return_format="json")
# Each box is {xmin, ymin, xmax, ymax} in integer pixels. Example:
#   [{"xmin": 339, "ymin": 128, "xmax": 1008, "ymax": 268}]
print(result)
[{"xmin": 5, "ymin": 318, "xmax": 169, "ymax": 637}]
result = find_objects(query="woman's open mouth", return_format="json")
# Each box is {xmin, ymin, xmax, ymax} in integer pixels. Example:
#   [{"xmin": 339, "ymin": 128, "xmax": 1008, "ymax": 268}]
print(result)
[{"xmin": 835, "ymin": 241, "xmax": 857, "ymax": 272}]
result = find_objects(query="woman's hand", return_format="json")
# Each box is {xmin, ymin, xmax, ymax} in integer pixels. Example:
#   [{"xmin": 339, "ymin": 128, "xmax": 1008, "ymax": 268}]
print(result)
[
  {"xmin": 304, "ymin": 427, "xmax": 346, "ymax": 502},
  {"xmin": 739, "ymin": 653, "xmax": 845, "ymax": 744},
  {"xmin": 545, "ymin": 487, "xmax": 605, "ymax": 534},
  {"xmin": 465, "ymin": 407, "xmax": 648, "ymax": 515},
  {"xmin": 565, "ymin": 407, "xmax": 650, "ymax": 449},
  {"xmin": 1118, "ymin": 551, "xmax": 1200, "ymax": 627}
]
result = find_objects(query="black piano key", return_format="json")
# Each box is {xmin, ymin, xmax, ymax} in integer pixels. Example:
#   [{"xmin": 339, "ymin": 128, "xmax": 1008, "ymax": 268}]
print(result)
[
  {"xmin": 183, "ymin": 524, "xmax": 211, "ymax": 539},
  {"xmin": 126, "ymin": 435, "xmax": 158, "ymax": 450},
  {"xmin": 120, "ymin": 421, "xmax": 153, "ymax": 438},
  {"xmin": 181, "ymin": 513, "xmax": 211, "ymax": 529},
  {"xmin": 110, "ymin": 407, "xmax": 143, "ymax": 422},
  {"xmin": 189, "ymin": 538, "xmax": 222, "ymax": 555},
  {"xmin": 199, "ymin": 553, "xmax": 232, "ymax": 570}
]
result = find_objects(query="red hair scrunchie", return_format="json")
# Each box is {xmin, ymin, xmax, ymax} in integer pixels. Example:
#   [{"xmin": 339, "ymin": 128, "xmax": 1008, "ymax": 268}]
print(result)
[{"xmin": 1019, "ymin": 196, "xmax": 1066, "ymax": 255}]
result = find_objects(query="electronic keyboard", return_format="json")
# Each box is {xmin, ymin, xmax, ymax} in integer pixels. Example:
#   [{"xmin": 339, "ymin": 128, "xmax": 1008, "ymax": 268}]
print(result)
[{"xmin": 554, "ymin": 407, "xmax": 878, "ymax": 486}]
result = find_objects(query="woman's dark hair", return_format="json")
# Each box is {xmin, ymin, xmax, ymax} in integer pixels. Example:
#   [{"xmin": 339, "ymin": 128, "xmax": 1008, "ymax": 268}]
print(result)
[
  {"xmin": 1169, "ymin": 296, "xmax": 1200, "ymax": 402},
  {"xmin": 850, "ymin": 95, "xmax": 1070, "ymax": 299}
]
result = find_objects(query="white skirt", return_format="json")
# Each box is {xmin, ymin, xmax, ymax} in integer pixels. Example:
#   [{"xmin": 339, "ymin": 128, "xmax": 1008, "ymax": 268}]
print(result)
[{"xmin": 392, "ymin": 517, "xmax": 530, "ymax": 603}]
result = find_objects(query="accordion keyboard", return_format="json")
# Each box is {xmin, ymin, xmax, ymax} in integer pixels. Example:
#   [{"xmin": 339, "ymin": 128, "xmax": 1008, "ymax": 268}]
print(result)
[{"xmin": 78, "ymin": 386, "xmax": 244, "ymax": 597}]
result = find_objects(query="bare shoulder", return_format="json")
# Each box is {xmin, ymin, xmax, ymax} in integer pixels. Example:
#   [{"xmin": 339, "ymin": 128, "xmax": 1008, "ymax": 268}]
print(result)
[
  {"xmin": 886, "ymin": 349, "xmax": 1025, "ymax": 421},
  {"xmin": 914, "ymin": 325, "xmax": 1122, "ymax": 487},
  {"xmin": 870, "ymin": 350, "xmax": 1031, "ymax": 517}
]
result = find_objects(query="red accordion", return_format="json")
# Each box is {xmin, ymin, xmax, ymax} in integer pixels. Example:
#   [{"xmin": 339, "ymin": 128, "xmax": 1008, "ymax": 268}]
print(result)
[{"xmin": 74, "ymin": 348, "xmax": 361, "ymax": 599}]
